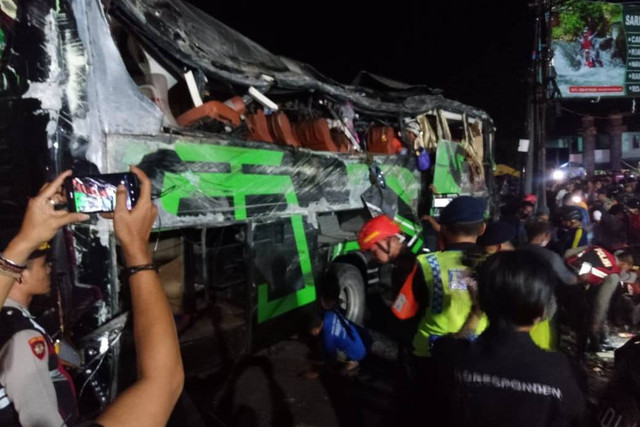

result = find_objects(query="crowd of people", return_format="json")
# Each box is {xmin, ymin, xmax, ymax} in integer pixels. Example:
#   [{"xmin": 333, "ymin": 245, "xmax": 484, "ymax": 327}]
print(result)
[{"xmin": 352, "ymin": 173, "xmax": 640, "ymax": 425}]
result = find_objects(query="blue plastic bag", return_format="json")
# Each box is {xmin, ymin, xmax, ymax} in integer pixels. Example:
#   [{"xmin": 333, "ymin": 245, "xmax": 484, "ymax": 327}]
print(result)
[{"xmin": 416, "ymin": 148, "xmax": 430, "ymax": 171}]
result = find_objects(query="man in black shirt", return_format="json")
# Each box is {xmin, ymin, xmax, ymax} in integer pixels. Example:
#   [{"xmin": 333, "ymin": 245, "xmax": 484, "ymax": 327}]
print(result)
[{"xmin": 433, "ymin": 250, "xmax": 585, "ymax": 427}]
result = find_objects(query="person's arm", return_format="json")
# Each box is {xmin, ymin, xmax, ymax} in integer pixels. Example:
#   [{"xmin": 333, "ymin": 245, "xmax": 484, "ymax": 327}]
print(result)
[
  {"xmin": 421, "ymin": 215, "xmax": 441, "ymax": 233},
  {"xmin": 96, "ymin": 166, "xmax": 183, "ymax": 427},
  {"xmin": 0, "ymin": 330, "xmax": 64, "ymax": 427},
  {"xmin": 0, "ymin": 171, "xmax": 88, "ymax": 306},
  {"xmin": 549, "ymin": 252, "xmax": 578, "ymax": 286}
]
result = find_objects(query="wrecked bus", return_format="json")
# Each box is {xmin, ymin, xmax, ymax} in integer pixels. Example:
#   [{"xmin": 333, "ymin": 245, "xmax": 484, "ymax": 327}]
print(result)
[{"xmin": 0, "ymin": 0, "xmax": 494, "ymax": 416}]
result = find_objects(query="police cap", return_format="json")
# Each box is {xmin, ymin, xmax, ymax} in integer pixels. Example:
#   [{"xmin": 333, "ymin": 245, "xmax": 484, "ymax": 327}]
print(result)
[
  {"xmin": 477, "ymin": 221, "xmax": 517, "ymax": 246},
  {"xmin": 439, "ymin": 196, "xmax": 486, "ymax": 225}
]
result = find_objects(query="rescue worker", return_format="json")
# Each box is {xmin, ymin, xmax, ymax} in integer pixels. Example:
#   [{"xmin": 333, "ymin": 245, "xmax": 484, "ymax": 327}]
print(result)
[
  {"xmin": 357, "ymin": 214, "xmax": 416, "ymax": 294},
  {"xmin": 0, "ymin": 239, "xmax": 77, "ymax": 426}
]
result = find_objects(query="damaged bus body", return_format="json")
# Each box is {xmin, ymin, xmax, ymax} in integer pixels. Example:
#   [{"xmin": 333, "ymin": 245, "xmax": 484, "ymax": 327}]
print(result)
[{"xmin": 0, "ymin": 0, "xmax": 495, "ymax": 416}]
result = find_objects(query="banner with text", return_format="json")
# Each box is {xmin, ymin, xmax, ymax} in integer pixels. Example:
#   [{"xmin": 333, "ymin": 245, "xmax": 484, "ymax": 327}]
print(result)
[{"xmin": 551, "ymin": 2, "xmax": 640, "ymax": 98}]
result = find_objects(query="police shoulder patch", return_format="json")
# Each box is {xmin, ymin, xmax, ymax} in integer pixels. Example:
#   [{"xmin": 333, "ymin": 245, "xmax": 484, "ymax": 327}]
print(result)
[
  {"xmin": 28, "ymin": 337, "xmax": 46, "ymax": 360},
  {"xmin": 449, "ymin": 269, "xmax": 476, "ymax": 291}
]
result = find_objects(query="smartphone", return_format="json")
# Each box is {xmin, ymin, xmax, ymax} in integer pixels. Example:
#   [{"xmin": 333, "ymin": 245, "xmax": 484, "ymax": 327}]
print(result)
[{"xmin": 64, "ymin": 173, "xmax": 140, "ymax": 213}]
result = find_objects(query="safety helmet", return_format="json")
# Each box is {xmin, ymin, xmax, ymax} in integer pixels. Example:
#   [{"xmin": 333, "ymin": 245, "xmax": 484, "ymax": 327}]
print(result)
[
  {"xmin": 358, "ymin": 215, "xmax": 401, "ymax": 251},
  {"xmin": 560, "ymin": 206, "xmax": 582, "ymax": 222}
]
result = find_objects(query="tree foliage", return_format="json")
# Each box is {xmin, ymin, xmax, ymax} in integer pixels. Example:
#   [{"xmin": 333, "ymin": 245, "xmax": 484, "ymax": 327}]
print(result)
[{"xmin": 552, "ymin": 0, "xmax": 622, "ymax": 41}]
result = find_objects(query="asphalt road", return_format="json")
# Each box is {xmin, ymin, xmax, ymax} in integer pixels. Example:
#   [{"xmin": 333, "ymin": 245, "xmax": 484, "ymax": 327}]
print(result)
[
  {"xmin": 168, "ymin": 331, "xmax": 408, "ymax": 427},
  {"xmin": 167, "ymin": 324, "xmax": 637, "ymax": 427}
]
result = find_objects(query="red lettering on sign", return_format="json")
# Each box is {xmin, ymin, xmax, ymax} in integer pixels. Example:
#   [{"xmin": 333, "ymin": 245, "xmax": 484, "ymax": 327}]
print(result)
[{"xmin": 569, "ymin": 86, "xmax": 624, "ymax": 93}]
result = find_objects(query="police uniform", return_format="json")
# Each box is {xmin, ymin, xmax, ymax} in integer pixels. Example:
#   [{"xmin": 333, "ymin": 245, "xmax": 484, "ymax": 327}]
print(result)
[
  {"xmin": 412, "ymin": 243, "xmax": 488, "ymax": 357},
  {"xmin": 0, "ymin": 298, "xmax": 76, "ymax": 426},
  {"xmin": 407, "ymin": 197, "xmax": 489, "ymax": 358}
]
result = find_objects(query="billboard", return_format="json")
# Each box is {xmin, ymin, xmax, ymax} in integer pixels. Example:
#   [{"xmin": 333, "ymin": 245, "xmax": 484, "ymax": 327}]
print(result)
[{"xmin": 551, "ymin": 1, "xmax": 640, "ymax": 98}]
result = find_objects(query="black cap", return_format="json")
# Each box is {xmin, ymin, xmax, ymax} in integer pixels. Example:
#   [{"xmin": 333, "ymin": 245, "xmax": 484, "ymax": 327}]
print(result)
[
  {"xmin": 439, "ymin": 196, "xmax": 486, "ymax": 225},
  {"xmin": 478, "ymin": 221, "xmax": 516, "ymax": 246}
]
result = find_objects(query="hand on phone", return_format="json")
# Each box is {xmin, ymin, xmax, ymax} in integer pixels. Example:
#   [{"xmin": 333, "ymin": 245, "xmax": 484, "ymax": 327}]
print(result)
[
  {"xmin": 13, "ymin": 171, "xmax": 90, "ymax": 254},
  {"xmin": 111, "ymin": 166, "xmax": 157, "ymax": 266}
]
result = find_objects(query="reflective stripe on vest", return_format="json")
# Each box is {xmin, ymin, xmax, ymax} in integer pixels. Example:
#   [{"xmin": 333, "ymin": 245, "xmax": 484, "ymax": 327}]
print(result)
[
  {"xmin": 426, "ymin": 254, "xmax": 444, "ymax": 314},
  {"xmin": 571, "ymin": 228, "xmax": 584, "ymax": 249},
  {"xmin": 413, "ymin": 251, "xmax": 488, "ymax": 357}
]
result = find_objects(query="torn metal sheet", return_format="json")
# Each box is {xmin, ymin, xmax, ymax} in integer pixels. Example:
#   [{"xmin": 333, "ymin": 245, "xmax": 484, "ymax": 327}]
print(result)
[
  {"xmin": 110, "ymin": 0, "xmax": 494, "ymax": 121},
  {"xmin": 70, "ymin": 0, "xmax": 163, "ymax": 169}
]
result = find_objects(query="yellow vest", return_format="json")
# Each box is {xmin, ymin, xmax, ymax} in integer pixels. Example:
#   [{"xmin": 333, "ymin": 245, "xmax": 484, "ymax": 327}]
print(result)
[
  {"xmin": 413, "ymin": 251, "xmax": 488, "ymax": 357},
  {"xmin": 529, "ymin": 319, "xmax": 557, "ymax": 350}
]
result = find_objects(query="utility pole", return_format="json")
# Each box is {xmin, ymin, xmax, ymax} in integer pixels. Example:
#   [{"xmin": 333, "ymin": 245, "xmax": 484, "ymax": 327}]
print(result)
[{"xmin": 528, "ymin": 0, "xmax": 552, "ymax": 207}]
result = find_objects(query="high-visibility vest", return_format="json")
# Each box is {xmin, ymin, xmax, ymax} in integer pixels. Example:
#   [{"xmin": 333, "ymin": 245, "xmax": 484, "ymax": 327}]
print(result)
[
  {"xmin": 529, "ymin": 319, "xmax": 557, "ymax": 351},
  {"xmin": 412, "ymin": 251, "xmax": 488, "ymax": 357}
]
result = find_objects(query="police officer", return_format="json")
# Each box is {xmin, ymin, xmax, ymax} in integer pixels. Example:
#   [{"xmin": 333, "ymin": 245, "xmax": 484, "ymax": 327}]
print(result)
[
  {"xmin": 0, "ymin": 238, "xmax": 77, "ymax": 426},
  {"xmin": 0, "ymin": 167, "xmax": 184, "ymax": 426}
]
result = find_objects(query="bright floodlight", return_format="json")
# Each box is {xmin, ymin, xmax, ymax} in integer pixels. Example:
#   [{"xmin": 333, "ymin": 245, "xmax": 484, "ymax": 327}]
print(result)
[{"xmin": 552, "ymin": 170, "xmax": 565, "ymax": 181}]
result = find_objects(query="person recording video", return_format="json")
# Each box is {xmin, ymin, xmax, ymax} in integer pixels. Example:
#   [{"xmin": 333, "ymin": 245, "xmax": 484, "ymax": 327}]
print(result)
[{"xmin": 0, "ymin": 167, "xmax": 183, "ymax": 426}]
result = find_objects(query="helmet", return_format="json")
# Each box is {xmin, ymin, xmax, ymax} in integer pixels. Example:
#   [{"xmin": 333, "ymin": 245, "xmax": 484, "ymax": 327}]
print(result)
[
  {"xmin": 358, "ymin": 215, "xmax": 401, "ymax": 251},
  {"xmin": 560, "ymin": 206, "xmax": 582, "ymax": 222}
]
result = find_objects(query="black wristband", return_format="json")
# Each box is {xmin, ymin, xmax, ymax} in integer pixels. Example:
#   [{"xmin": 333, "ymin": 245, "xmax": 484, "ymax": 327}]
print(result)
[{"xmin": 124, "ymin": 263, "xmax": 158, "ymax": 278}]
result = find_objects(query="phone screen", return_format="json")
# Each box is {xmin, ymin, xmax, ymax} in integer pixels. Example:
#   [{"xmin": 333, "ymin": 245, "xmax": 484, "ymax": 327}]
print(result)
[
  {"xmin": 433, "ymin": 198, "xmax": 453, "ymax": 208},
  {"xmin": 68, "ymin": 173, "xmax": 137, "ymax": 213}
]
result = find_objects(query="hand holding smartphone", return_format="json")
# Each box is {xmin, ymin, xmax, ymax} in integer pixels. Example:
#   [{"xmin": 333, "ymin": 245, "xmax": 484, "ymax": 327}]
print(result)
[{"xmin": 64, "ymin": 172, "xmax": 140, "ymax": 213}]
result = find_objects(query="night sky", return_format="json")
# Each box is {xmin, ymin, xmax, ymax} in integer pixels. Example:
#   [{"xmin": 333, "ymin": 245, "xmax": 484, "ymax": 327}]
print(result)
[{"xmin": 188, "ymin": 1, "xmax": 533, "ymax": 162}]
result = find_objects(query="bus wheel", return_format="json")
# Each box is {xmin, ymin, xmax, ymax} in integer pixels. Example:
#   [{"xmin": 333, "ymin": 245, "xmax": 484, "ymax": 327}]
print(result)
[{"xmin": 329, "ymin": 263, "xmax": 366, "ymax": 326}]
